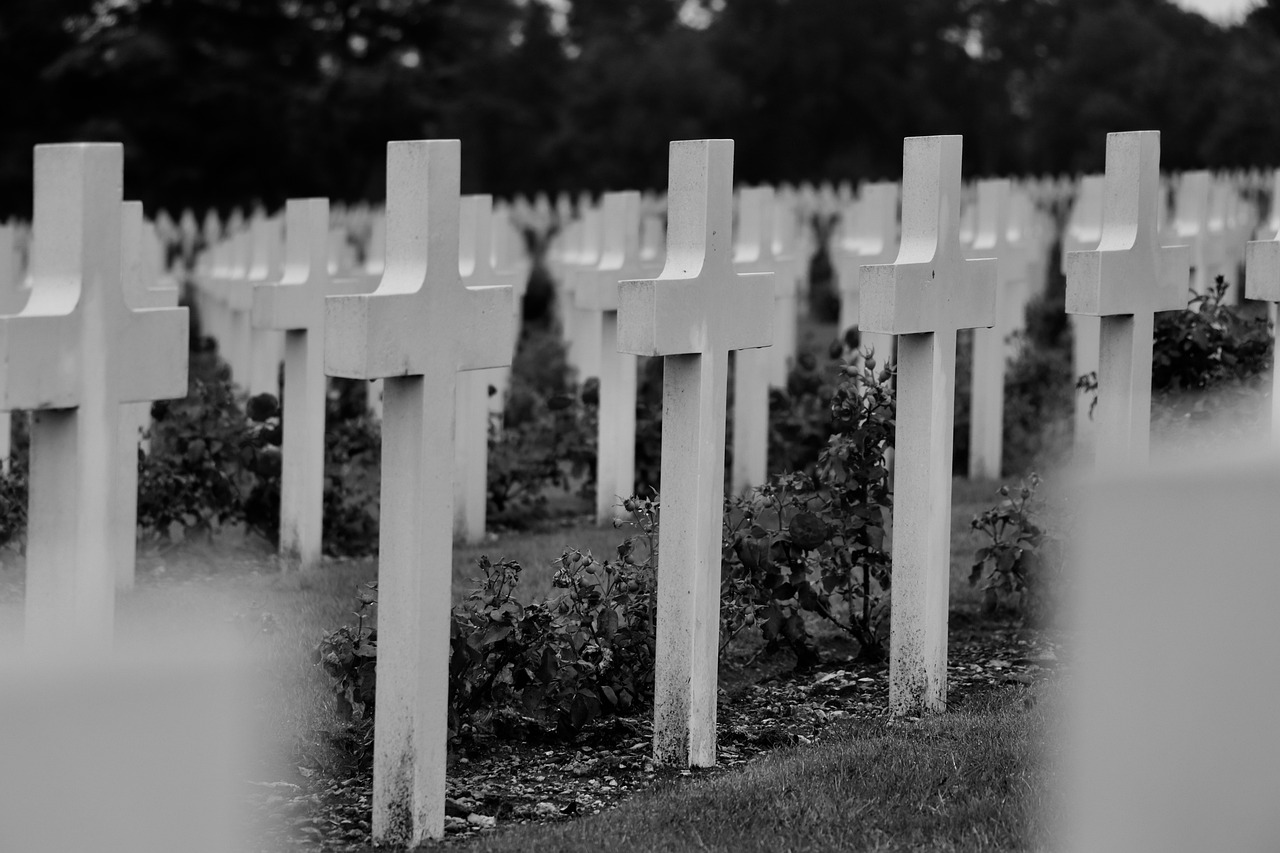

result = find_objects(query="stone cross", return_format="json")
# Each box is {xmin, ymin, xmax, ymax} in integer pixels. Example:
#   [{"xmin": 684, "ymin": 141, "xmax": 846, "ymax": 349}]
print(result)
[
  {"xmin": 965, "ymin": 179, "xmax": 1032, "ymax": 480},
  {"xmin": 767, "ymin": 193, "xmax": 803, "ymax": 385},
  {"xmin": 1066, "ymin": 131, "xmax": 1189, "ymax": 471},
  {"xmin": 1063, "ymin": 175, "xmax": 1105, "ymax": 456},
  {"xmin": 563, "ymin": 202, "xmax": 603, "ymax": 381},
  {"xmin": 0, "ymin": 223, "xmax": 30, "ymax": 473},
  {"xmin": 861, "ymin": 135, "xmax": 996, "ymax": 715},
  {"xmin": 574, "ymin": 190, "xmax": 648, "ymax": 522},
  {"xmin": 1169, "ymin": 170, "xmax": 1211, "ymax": 294},
  {"xmin": 730, "ymin": 186, "xmax": 779, "ymax": 494},
  {"xmin": 0, "ymin": 144, "xmax": 188, "ymax": 650},
  {"xmin": 455, "ymin": 193, "xmax": 498, "ymax": 544},
  {"xmin": 117, "ymin": 202, "xmax": 181, "ymax": 590},
  {"xmin": 252, "ymin": 199, "xmax": 331, "ymax": 572},
  {"xmin": 325, "ymin": 140, "xmax": 512, "ymax": 845},
  {"xmin": 618, "ymin": 139, "xmax": 774, "ymax": 766},
  {"xmin": 244, "ymin": 214, "xmax": 286, "ymax": 395},
  {"xmin": 834, "ymin": 181, "xmax": 899, "ymax": 361},
  {"xmin": 1064, "ymin": 453, "xmax": 1280, "ymax": 852},
  {"xmin": 1244, "ymin": 230, "xmax": 1280, "ymax": 443}
]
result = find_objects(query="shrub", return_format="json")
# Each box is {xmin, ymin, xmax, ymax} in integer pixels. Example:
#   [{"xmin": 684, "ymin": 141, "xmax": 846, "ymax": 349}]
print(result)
[
  {"xmin": 1002, "ymin": 286, "xmax": 1076, "ymax": 474},
  {"xmin": 488, "ymin": 325, "xmax": 596, "ymax": 527},
  {"xmin": 1152, "ymin": 275, "xmax": 1272, "ymax": 394},
  {"xmin": 969, "ymin": 473, "xmax": 1063, "ymax": 623},
  {"xmin": 1077, "ymin": 275, "xmax": 1275, "ymax": 430},
  {"xmin": 138, "ymin": 353, "xmax": 275, "ymax": 541},
  {"xmin": 723, "ymin": 355, "xmax": 896, "ymax": 663},
  {"xmin": 319, "ymin": 498, "xmax": 659, "ymax": 746}
]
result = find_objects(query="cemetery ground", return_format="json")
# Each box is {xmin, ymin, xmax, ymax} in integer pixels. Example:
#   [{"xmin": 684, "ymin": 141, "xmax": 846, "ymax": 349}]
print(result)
[{"xmin": 0, "ymin": 476, "xmax": 1062, "ymax": 852}]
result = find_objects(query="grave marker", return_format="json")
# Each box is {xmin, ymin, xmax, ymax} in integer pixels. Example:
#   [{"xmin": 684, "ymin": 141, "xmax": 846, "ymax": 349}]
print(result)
[
  {"xmin": 617, "ymin": 139, "xmax": 774, "ymax": 766},
  {"xmin": 252, "ymin": 199, "xmax": 331, "ymax": 572},
  {"xmin": 834, "ymin": 181, "xmax": 899, "ymax": 361},
  {"xmin": 1244, "ymin": 231, "xmax": 1280, "ymax": 443},
  {"xmin": 0, "ymin": 223, "xmax": 30, "ymax": 472},
  {"xmin": 730, "ymin": 186, "xmax": 779, "ymax": 494},
  {"xmin": 1066, "ymin": 131, "xmax": 1189, "ymax": 470},
  {"xmin": 1063, "ymin": 453, "xmax": 1280, "ymax": 852},
  {"xmin": 1170, "ymin": 170, "xmax": 1210, "ymax": 296},
  {"xmin": 965, "ymin": 179, "xmax": 1031, "ymax": 480},
  {"xmin": 455, "ymin": 193, "xmax": 498, "ymax": 543},
  {"xmin": 117, "ymin": 201, "xmax": 180, "ymax": 590},
  {"xmin": 1062, "ymin": 175, "xmax": 1105, "ymax": 455},
  {"xmin": 325, "ymin": 140, "xmax": 511, "ymax": 844},
  {"xmin": 861, "ymin": 135, "xmax": 996, "ymax": 715},
  {"xmin": 574, "ymin": 190, "xmax": 647, "ymax": 522},
  {"xmin": 244, "ymin": 214, "xmax": 286, "ymax": 395},
  {"xmin": 0, "ymin": 144, "xmax": 188, "ymax": 650}
]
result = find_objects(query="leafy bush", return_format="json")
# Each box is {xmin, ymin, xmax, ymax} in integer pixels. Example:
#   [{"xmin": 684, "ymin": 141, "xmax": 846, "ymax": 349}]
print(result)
[
  {"xmin": 488, "ymin": 326, "xmax": 596, "ymax": 527},
  {"xmin": 724, "ymin": 355, "xmax": 896, "ymax": 664},
  {"xmin": 969, "ymin": 473, "xmax": 1063, "ymax": 622},
  {"xmin": 767, "ymin": 348, "xmax": 843, "ymax": 477},
  {"xmin": 317, "ymin": 499, "xmax": 659, "ymax": 747},
  {"xmin": 139, "ymin": 353, "xmax": 278, "ymax": 542},
  {"xmin": 1152, "ymin": 276, "xmax": 1272, "ymax": 394},
  {"xmin": 450, "ymin": 501, "xmax": 657, "ymax": 736},
  {"xmin": 1078, "ymin": 275, "xmax": 1274, "ymax": 431},
  {"xmin": 1002, "ymin": 287, "xmax": 1075, "ymax": 474},
  {"xmin": 321, "ymin": 397, "xmax": 381, "ymax": 557}
]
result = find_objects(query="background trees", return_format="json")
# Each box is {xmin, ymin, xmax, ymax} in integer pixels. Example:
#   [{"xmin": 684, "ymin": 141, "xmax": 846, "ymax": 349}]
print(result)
[{"xmin": 2, "ymin": 0, "xmax": 1279, "ymax": 216}]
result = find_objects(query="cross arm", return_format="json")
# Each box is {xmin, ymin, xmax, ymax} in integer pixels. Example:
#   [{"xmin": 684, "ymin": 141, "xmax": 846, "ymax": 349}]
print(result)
[
  {"xmin": 254, "ymin": 280, "xmax": 318, "ymax": 332},
  {"xmin": 0, "ymin": 314, "xmax": 80, "ymax": 410},
  {"xmin": 860, "ymin": 257, "xmax": 997, "ymax": 335},
  {"xmin": 617, "ymin": 270, "xmax": 775, "ymax": 357},
  {"xmin": 117, "ymin": 305, "xmax": 190, "ymax": 403},
  {"xmin": 456, "ymin": 283, "xmax": 514, "ymax": 371},
  {"xmin": 1066, "ymin": 242, "xmax": 1190, "ymax": 317},
  {"xmin": 1246, "ymin": 238, "xmax": 1280, "ymax": 302}
]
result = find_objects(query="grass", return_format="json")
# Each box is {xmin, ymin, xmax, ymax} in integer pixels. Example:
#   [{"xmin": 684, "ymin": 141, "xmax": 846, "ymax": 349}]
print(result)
[
  {"xmin": 0, "ymin": 472, "xmax": 1053, "ymax": 849},
  {"xmin": 463, "ymin": 686, "xmax": 1059, "ymax": 853}
]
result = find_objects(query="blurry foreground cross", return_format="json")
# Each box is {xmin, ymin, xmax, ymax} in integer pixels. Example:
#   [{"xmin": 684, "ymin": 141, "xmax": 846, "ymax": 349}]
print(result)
[
  {"xmin": 1065, "ymin": 131, "xmax": 1189, "ymax": 471},
  {"xmin": 324, "ymin": 140, "xmax": 512, "ymax": 845},
  {"xmin": 0, "ymin": 144, "xmax": 188, "ymax": 652},
  {"xmin": 1064, "ymin": 452, "xmax": 1280, "ymax": 852},
  {"xmin": 617, "ymin": 139, "xmax": 774, "ymax": 767},
  {"xmin": 861, "ymin": 135, "xmax": 996, "ymax": 716}
]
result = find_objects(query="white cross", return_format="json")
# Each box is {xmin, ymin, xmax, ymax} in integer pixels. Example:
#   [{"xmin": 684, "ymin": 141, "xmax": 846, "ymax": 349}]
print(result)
[
  {"xmin": 730, "ymin": 186, "xmax": 779, "ymax": 494},
  {"xmin": 965, "ymin": 179, "xmax": 1032, "ymax": 481},
  {"xmin": 0, "ymin": 144, "xmax": 188, "ymax": 652},
  {"xmin": 861, "ymin": 135, "xmax": 996, "ymax": 715},
  {"xmin": 1066, "ymin": 131, "xmax": 1189, "ymax": 470},
  {"xmin": 834, "ymin": 181, "xmax": 899, "ymax": 362},
  {"xmin": 324, "ymin": 140, "xmax": 511, "ymax": 845},
  {"xmin": 252, "ymin": 199, "xmax": 331, "ymax": 572},
  {"xmin": 574, "ymin": 190, "xmax": 651, "ymax": 523},
  {"xmin": 1245, "ymin": 229, "xmax": 1280, "ymax": 444},
  {"xmin": 618, "ymin": 139, "xmax": 774, "ymax": 766}
]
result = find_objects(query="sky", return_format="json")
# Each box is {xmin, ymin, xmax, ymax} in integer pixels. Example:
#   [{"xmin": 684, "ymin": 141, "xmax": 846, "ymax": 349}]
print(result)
[{"xmin": 1173, "ymin": 0, "xmax": 1261, "ymax": 22}]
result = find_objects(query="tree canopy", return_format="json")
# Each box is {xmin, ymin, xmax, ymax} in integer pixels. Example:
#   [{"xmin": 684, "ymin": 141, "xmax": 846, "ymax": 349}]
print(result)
[{"xmin": 3, "ymin": 0, "xmax": 1280, "ymax": 216}]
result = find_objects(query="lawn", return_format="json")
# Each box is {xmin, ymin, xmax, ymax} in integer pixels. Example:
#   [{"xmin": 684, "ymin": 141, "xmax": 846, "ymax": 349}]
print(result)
[{"xmin": 0, "ymin": 473, "xmax": 1058, "ymax": 851}]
